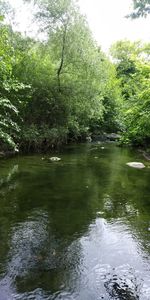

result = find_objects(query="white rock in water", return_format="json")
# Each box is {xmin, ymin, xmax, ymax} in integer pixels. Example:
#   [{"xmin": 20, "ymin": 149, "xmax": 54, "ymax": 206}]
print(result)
[
  {"xmin": 126, "ymin": 162, "xmax": 145, "ymax": 169},
  {"xmin": 50, "ymin": 157, "xmax": 61, "ymax": 162}
]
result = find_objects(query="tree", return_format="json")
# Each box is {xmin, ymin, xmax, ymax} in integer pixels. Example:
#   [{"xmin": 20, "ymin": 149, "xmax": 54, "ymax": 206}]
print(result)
[
  {"xmin": 0, "ymin": 0, "xmax": 121, "ymax": 151},
  {"xmin": 20, "ymin": 0, "xmax": 117, "ymax": 140},
  {"xmin": 128, "ymin": 0, "xmax": 150, "ymax": 18},
  {"xmin": 111, "ymin": 40, "xmax": 150, "ymax": 145},
  {"xmin": 0, "ymin": 19, "xmax": 19, "ymax": 150},
  {"xmin": 0, "ymin": 17, "xmax": 30, "ymax": 150}
]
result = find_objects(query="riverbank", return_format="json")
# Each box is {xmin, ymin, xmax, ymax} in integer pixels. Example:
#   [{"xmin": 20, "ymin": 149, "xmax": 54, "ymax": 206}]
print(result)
[{"xmin": 1, "ymin": 131, "xmax": 150, "ymax": 163}]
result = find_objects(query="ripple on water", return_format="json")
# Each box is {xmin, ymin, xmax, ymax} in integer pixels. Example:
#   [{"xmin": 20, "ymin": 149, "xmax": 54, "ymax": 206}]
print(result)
[
  {"xmin": 0, "ymin": 144, "xmax": 150, "ymax": 300},
  {"xmin": 78, "ymin": 216, "xmax": 150, "ymax": 300},
  {"xmin": 12, "ymin": 289, "xmax": 78, "ymax": 300},
  {"xmin": 90, "ymin": 263, "xmax": 150, "ymax": 300}
]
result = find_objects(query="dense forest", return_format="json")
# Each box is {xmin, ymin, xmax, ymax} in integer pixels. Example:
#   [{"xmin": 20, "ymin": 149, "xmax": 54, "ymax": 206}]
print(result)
[{"xmin": 0, "ymin": 0, "xmax": 150, "ymax": 153}]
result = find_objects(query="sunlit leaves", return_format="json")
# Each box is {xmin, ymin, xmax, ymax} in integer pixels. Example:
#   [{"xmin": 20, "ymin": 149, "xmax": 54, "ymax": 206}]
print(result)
[
  {"xmin": 0, "ymin": 0, "xmax": 122, "ymax": 151},
  {"xmin": 111, "ymin": 40, "xmax": 150, "ymax": 145},
  {"xmin": 0, "ymin": 20, "xmax": 30, "ymax": 149}
]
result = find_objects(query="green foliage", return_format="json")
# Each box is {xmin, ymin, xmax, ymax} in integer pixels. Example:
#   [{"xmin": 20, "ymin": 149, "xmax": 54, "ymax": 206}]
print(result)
[
  {"xmin": 0, "ymin": 19, "xmax": 30, "ymax": 150},
  {"xmin": 0, "ymin": 98, "xmax": 19, "ymax": 149},
  {"xmin": 19, "ymin": 125, "xmax": 68, "ymax": 152},
  {"xmin": 9, "ymin": 0, "xmax": 121, "ymax": 149},
  {"xmin": 111, "ymin": 40, "xmax": 150, "ymax": 145},
  {"xmin": 0, "ymin": 0, "xmax": 122, "ymax": 152},
  {"xmin": 128, "ymin": 0, "xmax": 150, "ymax": 18},
  {"xmin": 2, "ymin": 0, "xmax": 150, "ymax": 152}
]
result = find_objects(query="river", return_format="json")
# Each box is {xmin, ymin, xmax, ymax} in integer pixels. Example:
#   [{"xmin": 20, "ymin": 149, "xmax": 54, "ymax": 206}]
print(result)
[{"xmin": 0, "ymin": 143, "xmax": 149, "ymax": 300}]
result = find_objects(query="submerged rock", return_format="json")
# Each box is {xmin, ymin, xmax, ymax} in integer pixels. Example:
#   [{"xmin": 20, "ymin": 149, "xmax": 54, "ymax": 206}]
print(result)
[{"xmin": 126, "ymin": 162, "xmax": 145, "ymax": 169}]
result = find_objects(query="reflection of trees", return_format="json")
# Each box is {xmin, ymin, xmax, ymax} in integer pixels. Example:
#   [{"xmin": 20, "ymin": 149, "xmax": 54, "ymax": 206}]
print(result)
[
  {"xmin": 0, "ymin": 144, "xmax": 149, "ymax": 297},
  {"xmin": 0, "ymin": 164, "xmax": 18, "ymax": 191},
  {"xmin": 0, "ymin": 162, "xmax": 20, "ymax": 276},
  {"xmin": 13, "ymin": 223, "xmax": 83, "ymax": 295},
  {"xmin": 97, "ymin": 146, "xmax": 150, "ymax": 256},
  {"xmin": 0, "ymin": 148, "xmax": 104, "ymax": 295}
]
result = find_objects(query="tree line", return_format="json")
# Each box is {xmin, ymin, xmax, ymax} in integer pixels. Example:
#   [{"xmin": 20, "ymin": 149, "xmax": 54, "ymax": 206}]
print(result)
[{"xmin": 0, "ymin": 0, "xmax": 150, "ymax": 152}]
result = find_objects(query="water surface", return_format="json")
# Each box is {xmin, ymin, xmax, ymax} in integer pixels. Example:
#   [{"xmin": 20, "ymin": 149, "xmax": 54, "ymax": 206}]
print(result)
[{"xmin": 0, "ymin": 143, "xmax": 150, "ymax": 300}]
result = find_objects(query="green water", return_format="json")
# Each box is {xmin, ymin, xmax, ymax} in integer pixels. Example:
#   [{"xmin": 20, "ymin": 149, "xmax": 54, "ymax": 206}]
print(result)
[{"xmin": 0, "ymin": 143, "xmax": 150, "ymax": 300}]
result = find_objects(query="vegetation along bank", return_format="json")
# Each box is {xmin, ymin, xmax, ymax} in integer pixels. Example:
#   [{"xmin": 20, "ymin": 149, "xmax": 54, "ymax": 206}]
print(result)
[{"xmin": 0, "ymin": 0, "xmax": 150, "ymax": 154}]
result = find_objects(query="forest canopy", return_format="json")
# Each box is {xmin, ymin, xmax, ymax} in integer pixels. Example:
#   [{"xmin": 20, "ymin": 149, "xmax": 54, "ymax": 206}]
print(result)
[{"xmin": 0, "ymin": 0, "xmax": 150, "ymax": 152}]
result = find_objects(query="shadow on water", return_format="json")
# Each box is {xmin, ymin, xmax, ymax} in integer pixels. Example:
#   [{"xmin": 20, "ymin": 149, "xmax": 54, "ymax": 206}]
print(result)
[{"xmin": 0, "ymin": 143, "xmax": 149, "ymax": 299}]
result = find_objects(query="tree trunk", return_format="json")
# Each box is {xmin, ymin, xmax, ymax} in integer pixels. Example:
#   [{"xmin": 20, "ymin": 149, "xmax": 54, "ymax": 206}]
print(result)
[{"xmin": 57, "ymin": 24, "xmax": 67, "ymax": 92}]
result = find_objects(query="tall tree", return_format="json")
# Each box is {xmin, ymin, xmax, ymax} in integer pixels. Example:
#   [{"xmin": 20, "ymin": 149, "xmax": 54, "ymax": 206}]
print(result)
[
  {"xmin": 0, "ymin": 0, "xmax": 122, "ymax": 151},
  {"xmin": 111, "ymin": 40, "xmax": 150, "ymax": 145}
]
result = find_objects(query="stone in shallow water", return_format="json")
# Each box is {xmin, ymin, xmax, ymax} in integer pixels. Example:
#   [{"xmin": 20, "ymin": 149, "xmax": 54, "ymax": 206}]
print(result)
[
  {"xmin": 126, "ymin": 162, "xmax": 145, "ymax": 169},
  {"xmin": 50, "ymin": 157, "xmax": 61, "ymax": 162}
]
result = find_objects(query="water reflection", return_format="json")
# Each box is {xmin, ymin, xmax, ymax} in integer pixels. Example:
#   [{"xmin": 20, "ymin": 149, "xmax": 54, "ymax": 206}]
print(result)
[
  {"xmin": 78, "ymin": 217, "xmax": 150, "ymax": 299},
  {"xmin": 0, "ymin": 144, "xmax": 149, "ymax": 299}
]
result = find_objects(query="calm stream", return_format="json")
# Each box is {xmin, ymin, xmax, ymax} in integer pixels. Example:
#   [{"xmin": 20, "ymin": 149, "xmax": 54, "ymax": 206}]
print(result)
[{"xmin": 0, "ymin": 143, "xmax": 150, "ymax": 300}]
